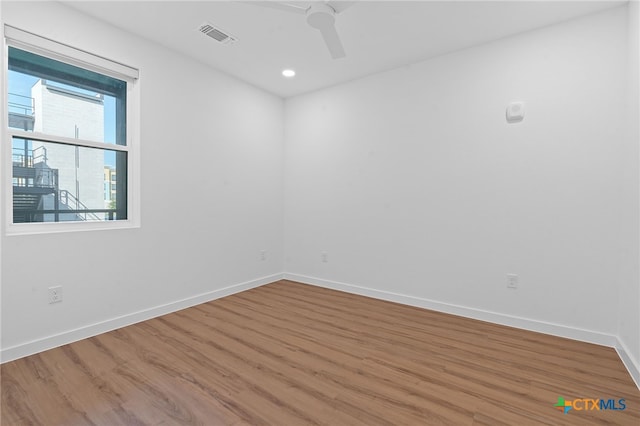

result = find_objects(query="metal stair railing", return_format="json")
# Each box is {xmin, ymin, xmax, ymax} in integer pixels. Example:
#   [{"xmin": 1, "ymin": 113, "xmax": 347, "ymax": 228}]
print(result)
[{"xmin": 59, "ymin": 190, "xmax": 102, "ymax": 221}]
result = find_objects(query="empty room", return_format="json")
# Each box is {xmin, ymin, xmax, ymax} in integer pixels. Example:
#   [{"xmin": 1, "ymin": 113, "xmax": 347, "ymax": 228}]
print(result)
[{"xmin": 1, "ymin": 0, "xmax": 640, "ymax": 424}]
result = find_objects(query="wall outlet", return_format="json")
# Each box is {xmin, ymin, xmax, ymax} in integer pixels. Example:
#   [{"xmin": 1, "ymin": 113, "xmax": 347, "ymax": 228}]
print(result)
[
  {"xmin": 321, "ymin": 251, "xmax": 328, "ymax": 263},
  {"xmin": 48, "ymin": 286, "xmax": 63, "ymax": 304},
  {"xmin": 260, "ymin": 250, "xmax": 267, "ymax": 261},
  {"xmin": 506, "ymin": 274, "xmax": 518, "ymax": 289}
]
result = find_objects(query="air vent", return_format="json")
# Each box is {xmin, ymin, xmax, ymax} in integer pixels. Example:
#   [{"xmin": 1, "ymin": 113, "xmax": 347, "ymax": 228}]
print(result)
[{"xmin": 198, "ymin": 23, "xmax": 237, "ymax": 45}]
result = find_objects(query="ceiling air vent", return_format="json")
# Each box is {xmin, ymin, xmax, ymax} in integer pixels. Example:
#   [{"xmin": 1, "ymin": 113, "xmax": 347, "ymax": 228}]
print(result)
[{"xmin": 198, "ymin": 23, "xmax": 237, "ymax": 45}]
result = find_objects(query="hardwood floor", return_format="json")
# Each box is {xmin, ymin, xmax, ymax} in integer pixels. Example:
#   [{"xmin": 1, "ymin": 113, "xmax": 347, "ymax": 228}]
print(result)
[{"xmin": 2, "ymin": 279, "xmax": 639, "ymax": 425}]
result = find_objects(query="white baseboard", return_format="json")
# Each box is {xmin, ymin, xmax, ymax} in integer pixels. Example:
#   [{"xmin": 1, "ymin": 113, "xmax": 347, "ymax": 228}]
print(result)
[
  {"xmin": 283, "ymin": 273, "xmax": 619, "ymax": 348},
  {"xmin": 1, "ymin": 273, "xmax": 283, "ymax": 364},
  {"xmin": 616, "ymin": 338, "xmax": 640, "ymax": 390}
]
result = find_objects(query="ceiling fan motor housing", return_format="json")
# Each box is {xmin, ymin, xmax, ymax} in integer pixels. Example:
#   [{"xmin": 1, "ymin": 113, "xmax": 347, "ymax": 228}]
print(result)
[{"xmin": 306, "ymin": 3, "xmax": 336, "ymax": 29}]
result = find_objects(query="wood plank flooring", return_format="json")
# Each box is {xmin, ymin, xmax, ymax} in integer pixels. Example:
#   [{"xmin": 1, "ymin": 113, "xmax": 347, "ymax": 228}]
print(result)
[{"xmin": 2, "ymin": 279, "xmax": 639, "ymax": 425}]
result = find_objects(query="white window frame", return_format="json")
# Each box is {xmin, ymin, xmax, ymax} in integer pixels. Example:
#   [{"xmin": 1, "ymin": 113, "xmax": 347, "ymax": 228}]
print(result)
[{"xmin": 3, "ymin": 25, "xmax": 140, "ymax": 235}]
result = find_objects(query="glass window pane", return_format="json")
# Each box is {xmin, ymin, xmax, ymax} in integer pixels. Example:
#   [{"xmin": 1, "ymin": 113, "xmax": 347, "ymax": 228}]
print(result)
[
  {"xmin": 12, "ymin": 137, "xmax": 126, "ymax": 223},
  {"xmin": 7, "ymin": 47, "xmax": 126, "ymax": 145}
]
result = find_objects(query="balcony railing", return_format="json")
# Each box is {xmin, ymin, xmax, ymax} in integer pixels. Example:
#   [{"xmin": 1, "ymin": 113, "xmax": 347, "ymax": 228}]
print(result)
[
  {"xmin": 12, "ymin": 145, "xmax": 47, "ymax": 167},
  {"xmin": 8, "ymin": 93, "xmax": 35, "ymax": 116},
  {"xmin": 8, "ymin": 93, "xmax": 35, "ymax": 131}
]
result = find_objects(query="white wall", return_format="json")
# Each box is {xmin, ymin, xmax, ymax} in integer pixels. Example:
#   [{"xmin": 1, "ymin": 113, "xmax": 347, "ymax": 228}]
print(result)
[
  {"xmin": 1, "ymin": 1, "xmax": 284, "ymax": 360},
  {"xmin": 618, "ymin": 0, "xmax": 640, "ymax": 385},
  {"xmin": 284, "ymin": 6, "xmax": 631, "ymax": 344}
]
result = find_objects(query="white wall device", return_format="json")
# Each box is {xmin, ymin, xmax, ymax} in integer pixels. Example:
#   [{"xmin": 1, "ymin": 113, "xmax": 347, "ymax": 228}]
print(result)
[{"xmin": 506, "ymin": 101, "xmax": 525, "ymax": 123}]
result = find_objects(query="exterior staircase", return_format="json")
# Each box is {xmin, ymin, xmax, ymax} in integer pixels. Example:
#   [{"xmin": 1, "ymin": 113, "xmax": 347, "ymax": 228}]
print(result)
[
  {"xmin": 12, "ymin": 146, "xmax": 58, "ymax": 223},
  {"xmin": 13, "ymin": 193, "xmax": 43, "ymax": 223}
]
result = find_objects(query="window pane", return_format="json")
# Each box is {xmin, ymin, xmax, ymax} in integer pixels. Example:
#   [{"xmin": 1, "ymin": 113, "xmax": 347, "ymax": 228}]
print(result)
[
  {"xmin": 12, "ymin": 137, "xmax": 127, "ymax": 223},
  {"xmin": 8, "ymin": 47, "xmax": 126, "ymax": 145}
]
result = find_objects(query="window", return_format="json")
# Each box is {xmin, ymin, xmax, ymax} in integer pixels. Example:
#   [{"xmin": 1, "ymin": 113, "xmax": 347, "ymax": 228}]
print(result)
[{"xmin": 4, "ymin": 26, "xmax": 139, "ymax": 233}]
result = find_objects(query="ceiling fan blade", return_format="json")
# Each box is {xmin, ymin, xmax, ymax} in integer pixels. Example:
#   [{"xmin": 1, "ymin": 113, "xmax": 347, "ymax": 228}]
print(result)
[
  {"xmin": 326, "ymin": 1, "xmax": 356, "ymax": 14},
  {"xmin": 241, "ymin": 1, "xmax": 307, "ymax": 15},
  {"xmin": 318, "ymin": 24, "xmax": 346, "ymax": 59}
]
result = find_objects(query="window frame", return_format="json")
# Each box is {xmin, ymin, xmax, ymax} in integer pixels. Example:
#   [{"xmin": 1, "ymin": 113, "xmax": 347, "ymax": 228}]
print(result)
[{"xmin": 3, "ymin": 25, "xmax": 140, "ymax": 235}]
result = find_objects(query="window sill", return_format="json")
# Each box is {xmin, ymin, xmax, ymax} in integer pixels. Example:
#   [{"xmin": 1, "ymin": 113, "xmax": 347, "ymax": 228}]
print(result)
[{"xmin": 6, "ymin": 219, "xmax": 140, "ymax": 236}]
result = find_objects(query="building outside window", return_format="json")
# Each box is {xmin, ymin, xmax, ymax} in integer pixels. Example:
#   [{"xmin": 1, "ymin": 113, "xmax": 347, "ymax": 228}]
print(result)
[{"xmin": 103, "ymin": 166, "xmax": 117, "ymax": 206}]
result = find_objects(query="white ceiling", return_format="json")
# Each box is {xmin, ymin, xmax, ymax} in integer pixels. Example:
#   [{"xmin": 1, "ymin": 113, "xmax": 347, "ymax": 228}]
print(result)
[{"xmin": 63, "ymin": 0, "xmax": 626, "ymax": 98}]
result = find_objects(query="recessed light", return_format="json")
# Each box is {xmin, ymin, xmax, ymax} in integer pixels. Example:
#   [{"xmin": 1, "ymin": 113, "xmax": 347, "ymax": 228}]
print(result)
[{"xmin": 282, "ymin": 69, "xmax": 296, "ymax": 78}]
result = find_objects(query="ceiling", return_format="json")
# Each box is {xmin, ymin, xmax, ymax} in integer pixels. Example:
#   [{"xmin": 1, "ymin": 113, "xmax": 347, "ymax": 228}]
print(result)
[{"xmin": 63, "ymin": 0, "xmax": 626, "ymax": 98}]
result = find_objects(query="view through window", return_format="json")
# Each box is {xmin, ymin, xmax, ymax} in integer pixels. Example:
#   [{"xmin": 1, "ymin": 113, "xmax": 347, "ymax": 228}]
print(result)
[{"xmin": 8, "ymin": 46, "xmax": 128, "ymax": 223}]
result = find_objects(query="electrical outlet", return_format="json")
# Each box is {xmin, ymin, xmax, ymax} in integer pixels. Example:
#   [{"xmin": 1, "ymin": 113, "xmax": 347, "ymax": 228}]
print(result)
[
  {"xmin": 506, "ymin": 274, "xmax": 518, "ymax": 289},
  {"xmin": 321, "ymin": 251, "xmax": 328, "ymax": 263},
  {"xmin": 48, "ymin": 286, "xmax": 63, "ymax": 304},
  {"xmin": 260, "ymin": 250, "xmax": 267, "ymax": 261}
]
